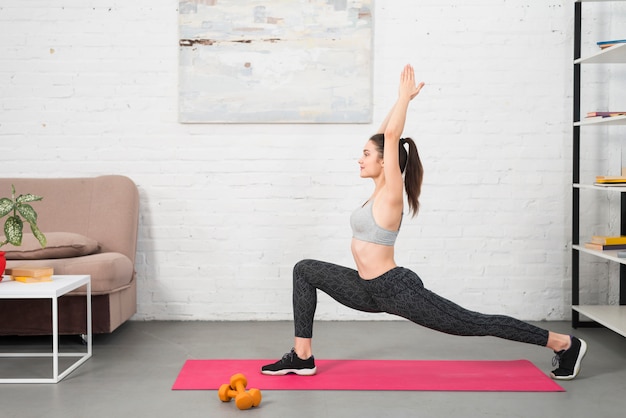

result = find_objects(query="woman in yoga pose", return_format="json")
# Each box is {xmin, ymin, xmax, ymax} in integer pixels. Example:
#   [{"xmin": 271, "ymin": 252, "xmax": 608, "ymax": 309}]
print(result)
[{"xmin": 261, "ymin": 64, "xmax": 587, "ymax": 380}]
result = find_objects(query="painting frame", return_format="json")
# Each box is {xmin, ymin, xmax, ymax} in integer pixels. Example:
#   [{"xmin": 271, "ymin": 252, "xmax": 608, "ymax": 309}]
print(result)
[{"xmin": 178, "ymin": 0, "xmax": 373, "ymax": 124}]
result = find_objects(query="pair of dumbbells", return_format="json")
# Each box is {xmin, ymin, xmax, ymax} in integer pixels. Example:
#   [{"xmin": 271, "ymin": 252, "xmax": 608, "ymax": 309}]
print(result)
[{"xmin": 218, "ymin": 373, "xmax": 262, "ymax": 410}]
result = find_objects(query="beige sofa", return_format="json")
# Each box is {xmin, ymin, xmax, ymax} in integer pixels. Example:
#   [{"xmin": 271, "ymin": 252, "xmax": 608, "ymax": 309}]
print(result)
[{"xmin": 0, "ymin": 175, "xmax": 139, "ymax": 335}]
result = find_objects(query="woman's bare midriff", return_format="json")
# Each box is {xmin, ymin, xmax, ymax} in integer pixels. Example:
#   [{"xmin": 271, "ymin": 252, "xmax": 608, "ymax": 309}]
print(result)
[{"xmin": 351, "ymin": 238, "xmax": 397, "ymax": 280}]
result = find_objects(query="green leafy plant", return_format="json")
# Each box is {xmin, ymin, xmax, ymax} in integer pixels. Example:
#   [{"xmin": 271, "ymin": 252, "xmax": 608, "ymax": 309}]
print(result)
[{"xmin": 0, "ymin": 185, "xmax": 47, "ymax": 249}]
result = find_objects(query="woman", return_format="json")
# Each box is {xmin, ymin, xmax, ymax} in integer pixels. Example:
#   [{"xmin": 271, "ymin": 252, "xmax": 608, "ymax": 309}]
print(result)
[{"xmin": 261, "ymin": 64, "xmax": 587, "ymax": 381}]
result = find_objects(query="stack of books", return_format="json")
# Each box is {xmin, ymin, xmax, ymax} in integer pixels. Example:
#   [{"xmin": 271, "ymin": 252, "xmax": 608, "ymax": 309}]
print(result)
[
  {"xmin": 584, "ymin": 236, "xmax": 626, "ymax": 251},
  {"xmin": 594, "ymin": 176, "xmax": 626, "ymax": 187},
  {"xmin": 4, "ymin": 266, "xmax": 54, "ymax": 283},
  {"xmin": 586, "ymin": 111, "xmax": 626, "ymax": 119},
  {"xmin": 597, "ymin": 39, "xmax": 626, "ymax": 49}
]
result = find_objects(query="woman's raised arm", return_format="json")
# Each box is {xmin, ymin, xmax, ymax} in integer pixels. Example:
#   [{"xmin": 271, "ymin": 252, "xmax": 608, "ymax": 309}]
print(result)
[{"xmin": 382, "ymin": 65, "xmax": 424, "ymax": 200}]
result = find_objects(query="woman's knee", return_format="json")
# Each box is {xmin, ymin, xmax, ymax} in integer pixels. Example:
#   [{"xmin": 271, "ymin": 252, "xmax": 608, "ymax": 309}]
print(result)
[
  {"xmin": 293, "ymin": 259, "xmax": 322, "ymax": 287},
  {"xmin": 294, "ymin": 259, "xmax": 315, "ymax": 276}
]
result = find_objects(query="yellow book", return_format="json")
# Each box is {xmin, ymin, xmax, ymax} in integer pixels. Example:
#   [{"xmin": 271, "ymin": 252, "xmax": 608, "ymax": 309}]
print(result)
[
  {"xmin": 14, "ymin": 275, "xmax": 53, "ymax": 283},
  {"xmin": 595, "ymin": 176, "xmax": 626, "ymax": 183},
  {"xmin": 591, "ymin": 235, "xmax": 626, "ymax": 245}
]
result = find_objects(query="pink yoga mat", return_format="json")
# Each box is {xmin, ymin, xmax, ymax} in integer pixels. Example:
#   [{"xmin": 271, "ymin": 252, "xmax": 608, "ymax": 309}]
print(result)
[{"xmin": 172, "ymin": 359, "xmax": 564, "ymax": 392}]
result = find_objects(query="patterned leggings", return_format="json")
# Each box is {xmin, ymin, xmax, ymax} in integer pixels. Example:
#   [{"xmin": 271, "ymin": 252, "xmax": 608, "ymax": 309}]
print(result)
[{"xmin": 293, "ymin": 259, "xmax": 549, "ymax": 347}]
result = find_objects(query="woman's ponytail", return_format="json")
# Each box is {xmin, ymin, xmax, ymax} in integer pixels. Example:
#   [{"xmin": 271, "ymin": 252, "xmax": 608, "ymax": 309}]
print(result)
[
  {"xmin": 399, "ymin": 137, "xmax": 423, "ymax": 217},
  {"xmin": 369, "ymin": 133, "xmax": 424, "ymax": 217}
]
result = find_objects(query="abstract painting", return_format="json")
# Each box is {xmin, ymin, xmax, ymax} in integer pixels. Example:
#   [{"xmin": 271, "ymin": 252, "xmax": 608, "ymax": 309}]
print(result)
[{"xmin": 178, "ymin": 0, "xmax": 373, "ymax": 123}]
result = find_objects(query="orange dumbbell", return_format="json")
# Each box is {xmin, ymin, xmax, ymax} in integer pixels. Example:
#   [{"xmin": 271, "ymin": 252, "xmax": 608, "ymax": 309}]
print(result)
[{"xmin": 218, "ymin": 373, "xmax": 262, "ymax": 410}]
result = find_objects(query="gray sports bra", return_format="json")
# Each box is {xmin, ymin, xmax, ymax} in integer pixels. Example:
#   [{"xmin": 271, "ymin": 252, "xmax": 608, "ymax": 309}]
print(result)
[{"xmin": 350, "ymin": 200, "xmax": 401, "ymax": 246}]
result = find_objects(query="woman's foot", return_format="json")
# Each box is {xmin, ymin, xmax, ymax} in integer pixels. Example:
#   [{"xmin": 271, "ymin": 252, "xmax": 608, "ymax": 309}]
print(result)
[
  {"xmin": 550, "ymin": 336, "xmax": 587, "ymax": 380},
  {"xmin": 261, "ymin": 348, "xmax": 317, "ymax": 376}
]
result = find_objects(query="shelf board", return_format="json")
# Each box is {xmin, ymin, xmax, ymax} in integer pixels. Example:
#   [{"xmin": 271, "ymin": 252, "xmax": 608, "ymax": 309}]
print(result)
[
  {"xmin": 573, "ymin": 244, "xmax": 626, "ymax": 264},
  {"xmin": 572, "ymin": 305, "xmax": 626, "ymax": 337},
  {"xmin": 575, "ymin": 114, "xmax": 626, "ymax": 126},
  {"xmin": 575, "ymin": 43, "xmax": 626, "ymax": 64},
  {"xmin": 574, "ymin": 183, "xmax": 626, "ymax": 192}
]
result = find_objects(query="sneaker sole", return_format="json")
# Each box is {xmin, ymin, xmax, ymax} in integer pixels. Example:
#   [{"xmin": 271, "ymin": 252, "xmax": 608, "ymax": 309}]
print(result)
[
  {"xmin": 261, "ymin": 367, "xmax": 317, "ymax": 376},
  {"xmin": 551, "ymin": 338, "xmax": 588, "ymax": 381}
]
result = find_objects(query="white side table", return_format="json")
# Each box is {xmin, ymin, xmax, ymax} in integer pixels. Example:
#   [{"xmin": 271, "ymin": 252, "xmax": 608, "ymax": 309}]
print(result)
[{"xmin": 0, "ymin": 275, "xmax": 92, "ymax": 383}]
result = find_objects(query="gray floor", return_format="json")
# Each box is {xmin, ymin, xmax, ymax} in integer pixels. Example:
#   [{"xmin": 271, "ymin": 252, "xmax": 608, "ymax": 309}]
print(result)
[{"xmin": 1, "ymin": 320, "xmax": 625, "ymax": 418}]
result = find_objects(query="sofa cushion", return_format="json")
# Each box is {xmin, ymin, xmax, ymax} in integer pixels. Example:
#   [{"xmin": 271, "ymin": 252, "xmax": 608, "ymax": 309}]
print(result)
[
  {"xmin": 3, "ymin": 232, "xmax": 100, "ymax": 260},
  {"xmin": 5, "ymin": 252, "xmax": 133, "ymax": 294}
]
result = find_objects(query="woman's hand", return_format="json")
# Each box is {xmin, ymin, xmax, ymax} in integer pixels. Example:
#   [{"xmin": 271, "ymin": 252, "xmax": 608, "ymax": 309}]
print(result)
[{"xmin": 399, "ymin": 64, "xmax": 425, "ymax": 101}]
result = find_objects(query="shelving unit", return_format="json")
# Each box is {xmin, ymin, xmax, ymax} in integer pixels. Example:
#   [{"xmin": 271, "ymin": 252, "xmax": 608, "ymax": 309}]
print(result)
[{"xmin": 572, "ymin": 0, "xmax": 626, "ymax": 336}]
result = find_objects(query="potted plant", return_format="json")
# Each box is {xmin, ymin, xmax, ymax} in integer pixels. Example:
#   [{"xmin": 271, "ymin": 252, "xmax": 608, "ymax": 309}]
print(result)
[{"xmin": 0, "ymin": 185, "xmax": 47, "ymax": 276}]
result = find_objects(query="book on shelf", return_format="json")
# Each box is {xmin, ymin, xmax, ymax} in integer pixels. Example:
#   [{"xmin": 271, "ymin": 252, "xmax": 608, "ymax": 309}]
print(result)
[
  {"xmin": 586, "ymin": 111, "xmax": 626, "ymax": 118},
  {"xmin": 4, "ymin": 266, "xmax": 54, "ymax": 283},
  {"xmin": 594, "ymin": 176, "xmax": 626, "ymax": 186},
  {"xmin": 595, "ymin": 176, "xmax": 626, "ymax": 183},
  {"xmin": 597, "ymin": 39, "xmax": 626, "ymax": 49},
  {"xmin": 584, "ymin": 242, "xmax": 626, "ymax": 251},
  {"xmin": 591, "ymin": 235, "xmax": 626, "ymax": 245}
]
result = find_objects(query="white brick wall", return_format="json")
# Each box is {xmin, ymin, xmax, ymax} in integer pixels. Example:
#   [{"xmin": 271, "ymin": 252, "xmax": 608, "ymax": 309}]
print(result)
[{"xmin": 1, "ymin": 1, "xmax": 624, "ymax": 322}]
